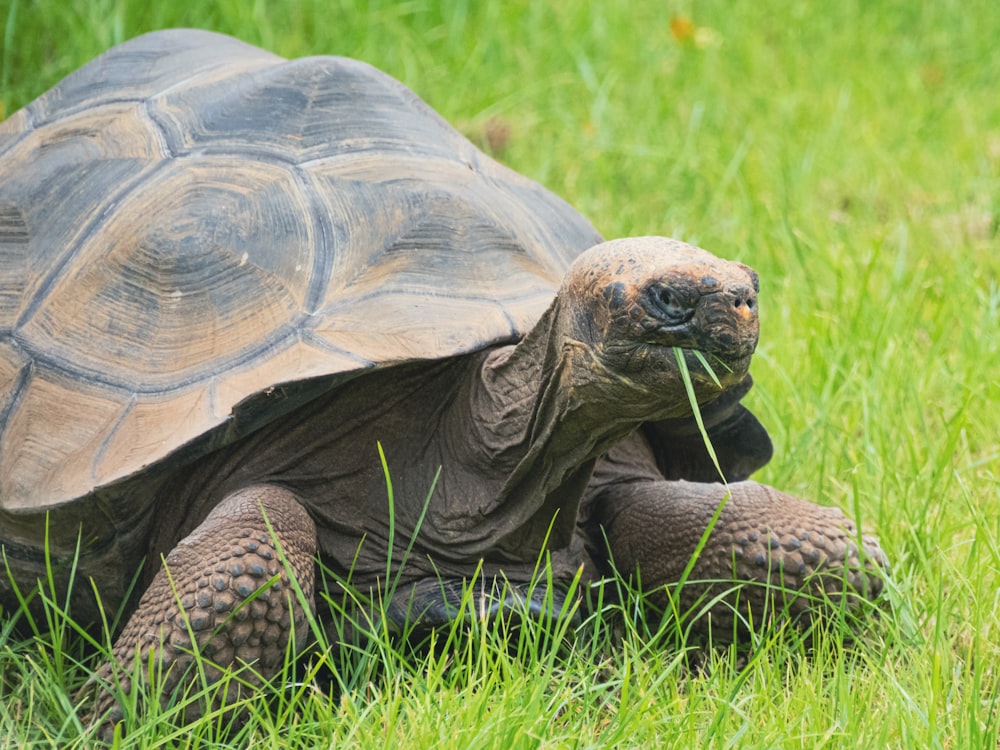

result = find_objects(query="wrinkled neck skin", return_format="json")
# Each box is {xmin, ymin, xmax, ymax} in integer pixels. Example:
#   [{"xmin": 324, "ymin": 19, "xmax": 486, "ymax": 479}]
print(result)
[{"xmin": 460, "ymin": 299, "xmax": 723, "ymax": 560}]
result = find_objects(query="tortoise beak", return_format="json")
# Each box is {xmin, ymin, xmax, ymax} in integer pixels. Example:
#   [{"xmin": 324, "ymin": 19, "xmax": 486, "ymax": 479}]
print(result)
[
  {"xmin": 697, "ymin": 279, "xmax": 758, "ymax": 349},
  {"xmin": 691, "ymin": 286, "xmax": 759, "ymax": 382}
]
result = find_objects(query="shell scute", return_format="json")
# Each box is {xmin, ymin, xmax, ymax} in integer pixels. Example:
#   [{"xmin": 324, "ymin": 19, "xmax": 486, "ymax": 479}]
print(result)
[{"xmin": 0, "ymin": 30, "xmax": 601, "ymax": 516}]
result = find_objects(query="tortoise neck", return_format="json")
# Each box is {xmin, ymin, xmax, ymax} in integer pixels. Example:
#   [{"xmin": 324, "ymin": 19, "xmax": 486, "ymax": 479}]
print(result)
[{"xmin": 466, "ymin": 300, "xmax": 646, "ymax": 555}]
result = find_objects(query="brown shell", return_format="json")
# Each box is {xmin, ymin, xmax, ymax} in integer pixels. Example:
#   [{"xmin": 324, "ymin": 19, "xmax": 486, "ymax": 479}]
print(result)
[{"xmin": 0, "ymin": 29, "xmax": 601, "ymax": 515}]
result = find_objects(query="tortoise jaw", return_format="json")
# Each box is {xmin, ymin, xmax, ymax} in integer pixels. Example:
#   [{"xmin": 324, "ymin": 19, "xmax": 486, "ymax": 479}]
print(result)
[
  {"xmin": 669, "ymin": 302, "xmax": 759, "ymax": 386},
  {"xmin": 669, "ymin": 346, "xmax": 753, "ymax": 391},
  {"xmin": 672, "ymin": 345, "xmax": 753, "ymax": 389}
]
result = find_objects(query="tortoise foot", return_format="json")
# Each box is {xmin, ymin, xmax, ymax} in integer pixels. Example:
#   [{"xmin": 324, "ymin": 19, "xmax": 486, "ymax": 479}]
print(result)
[
  {"xmin": 597, "ymin": 479, "xmax": 889, "ymax": 639},
  {"xmin": 83, "ymin": 485, "xmax": 316, "ymax": 739}
]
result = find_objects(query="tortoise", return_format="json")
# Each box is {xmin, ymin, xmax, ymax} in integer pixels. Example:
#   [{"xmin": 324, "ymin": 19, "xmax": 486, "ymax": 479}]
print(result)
[{"xmin": 0, "ymin": 29, "xmax": 886, "ymax": 723}]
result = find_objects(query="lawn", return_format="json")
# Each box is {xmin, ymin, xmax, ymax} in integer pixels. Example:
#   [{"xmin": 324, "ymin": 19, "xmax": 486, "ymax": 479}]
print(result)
[{"xmin": 2, "ymin": 0, "xmax": 999, "ymax": 747}]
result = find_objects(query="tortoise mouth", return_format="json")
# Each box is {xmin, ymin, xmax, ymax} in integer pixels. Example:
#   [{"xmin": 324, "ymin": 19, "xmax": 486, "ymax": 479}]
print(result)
[
  {"xmin": 673, "ymin": 344, "xmax": 754, "ymax": 387},
  {"xmin": 597, "ymin": 337, "xmax": 754, "ymax": 386}
]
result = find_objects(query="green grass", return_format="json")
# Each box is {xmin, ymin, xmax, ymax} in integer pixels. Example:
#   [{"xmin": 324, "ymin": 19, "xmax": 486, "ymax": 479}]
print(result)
[{"xmin": 2, "ymin": 0, "xmax": 999, "ymax": 746}]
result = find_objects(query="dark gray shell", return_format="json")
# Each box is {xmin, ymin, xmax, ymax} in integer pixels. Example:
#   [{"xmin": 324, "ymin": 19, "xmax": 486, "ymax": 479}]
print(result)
[{"xmin": 0, "ymin": 29, "xmax": 601, "ymax": 516}]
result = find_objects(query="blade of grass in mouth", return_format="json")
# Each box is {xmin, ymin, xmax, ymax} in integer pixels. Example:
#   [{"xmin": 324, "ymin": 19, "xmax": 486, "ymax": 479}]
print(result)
[{"xmin": 672, "ymin": 347, "xmax": 725, "ymax": 482}]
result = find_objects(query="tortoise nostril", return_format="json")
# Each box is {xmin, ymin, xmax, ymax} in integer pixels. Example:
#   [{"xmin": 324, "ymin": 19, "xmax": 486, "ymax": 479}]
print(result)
[{"xmin": 731, "ymin": 287, "xmax": 757, "ymax": 313}]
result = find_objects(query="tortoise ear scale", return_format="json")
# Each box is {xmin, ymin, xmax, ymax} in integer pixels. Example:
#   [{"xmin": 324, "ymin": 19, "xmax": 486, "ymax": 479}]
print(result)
[{"xmin": 736, "ymin": 264, "xmax": 760, "ymax": 293}]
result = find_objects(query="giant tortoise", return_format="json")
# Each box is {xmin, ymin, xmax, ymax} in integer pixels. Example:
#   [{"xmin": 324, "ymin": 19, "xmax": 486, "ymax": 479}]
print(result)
[{"xmin": 0, "ymin": 29, "xmax": 885, "ymax": 722}]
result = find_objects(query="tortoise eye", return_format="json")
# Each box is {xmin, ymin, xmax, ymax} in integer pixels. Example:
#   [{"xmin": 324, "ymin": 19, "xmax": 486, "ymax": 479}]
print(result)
[{"xmin": 648, "ymin": 284, "xmax": 695, "ymax": 325}]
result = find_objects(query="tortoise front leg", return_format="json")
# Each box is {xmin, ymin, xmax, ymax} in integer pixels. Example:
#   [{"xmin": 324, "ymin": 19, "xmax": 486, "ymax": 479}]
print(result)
[
  {"xmin": 88, "ymin": 484, "xmax": 316, "ymax": 735},
  {"xmin": 593, "ymin": 479, "xmax": 887, "ymax": 637}
]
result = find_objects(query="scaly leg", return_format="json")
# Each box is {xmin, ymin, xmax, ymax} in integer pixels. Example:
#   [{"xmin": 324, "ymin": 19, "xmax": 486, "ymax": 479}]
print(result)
[
  {"xmin": 88, "ymin": 484, "xmax": 316, "ymax": 734},
  {"xmin": 594, "ymin": 479, "xmax": 887, "ymax": 637}
]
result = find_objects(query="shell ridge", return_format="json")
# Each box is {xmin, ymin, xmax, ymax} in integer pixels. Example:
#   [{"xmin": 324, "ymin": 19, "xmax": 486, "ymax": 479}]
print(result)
[
  {"xmin": 13, "ymin": 157, "xmax": 174, "ymax": 332},
  {"xmin": 0, "ymin": 347, "xmax": 32, "ymax": 431},
  {"xmin": 148, "ymin": 52, "xmax": 284, "ymax": 105},
  {"xmin": 0, "ymin": 357, "xmax": 33, "ymax": 509},
  {"xmin": 299, "ymin": 330, "xmax": 376, "ymax": 365},
  {"xmin": 293, "ymin": 166, "xmax": 336, "ymax": 315},
  {"xmin": 142, "ymin": 96, "xmax": 177, "ymax": 160},
  {"xmin": 0, "ymin": 204, "xmax": 30, "ymax": 333},
  {"xmin": 14, "ymin": 320, "xmax": 307, "ymax": 396},
  {"xmin": 90, "ymin": 392, "xmax": 139, "ymax": 487}
]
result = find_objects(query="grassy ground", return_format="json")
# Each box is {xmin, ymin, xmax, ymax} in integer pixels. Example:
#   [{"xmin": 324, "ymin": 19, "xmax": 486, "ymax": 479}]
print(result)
[{"xmin": 2, "ymin": 0, "xmax": 999, "ymax": 747}]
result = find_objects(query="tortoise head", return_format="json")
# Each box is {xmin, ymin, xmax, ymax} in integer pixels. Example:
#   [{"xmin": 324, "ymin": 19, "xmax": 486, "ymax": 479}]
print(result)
[{"xmin": 559, "ymin": 236, "xmax": 760, "ymax": 406}]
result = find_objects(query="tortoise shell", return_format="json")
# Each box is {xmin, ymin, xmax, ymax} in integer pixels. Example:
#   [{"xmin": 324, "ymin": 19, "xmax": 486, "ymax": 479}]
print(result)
[{"xmin": 0, "ymin": 29, "xmax": 601, "ymax": 517}]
